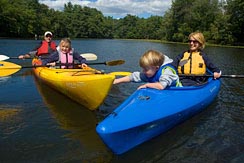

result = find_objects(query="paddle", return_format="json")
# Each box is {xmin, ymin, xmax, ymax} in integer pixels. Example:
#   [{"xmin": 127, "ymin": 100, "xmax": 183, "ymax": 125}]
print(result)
[
  {"xmin": 0, "ymin": 61, "xmax": 21, "ymax": 77},
  {"xmin": 80, "ymin": 53, "xmax": 97, "ymax": 61},
  {"xmin": 179, "ymin": 74, "xmax": 244, "ymax": 78},
  {"xmin": 109, "ymin": 71, "xmax": 132, "ymax": 76},
  {"xmin": 0, "ymin": 53, "xmax": 97, "ymax": 61},
  {"xmin": 103, "ymin": 71, "xmax": 244, "ymax": 78},
  {"xmin": 88, "ymin": 60, "xmax": 125, "ymax": 66},
  {"xmin": 0, "ymin": 60, "xmax": 125, "ymax": 77}
]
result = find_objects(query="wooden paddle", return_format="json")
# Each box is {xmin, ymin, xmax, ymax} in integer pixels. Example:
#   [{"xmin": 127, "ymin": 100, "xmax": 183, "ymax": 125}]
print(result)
[
  {"xmin": 0, "ymin": 53, "xmax": 98, "ymax": 61},
  {"xmin": 88, "ymin": 60, "xmax": 125, "ymax": 66},
  {"xmin": 0, "ymin": 60, "xmax": 125, "ymax": 77}
]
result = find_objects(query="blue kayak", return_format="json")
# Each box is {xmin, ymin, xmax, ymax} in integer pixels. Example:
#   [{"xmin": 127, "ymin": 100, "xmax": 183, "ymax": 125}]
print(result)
[{"xmin": 96, "ymin": 77, "xmax": 221, "ymax": 154}]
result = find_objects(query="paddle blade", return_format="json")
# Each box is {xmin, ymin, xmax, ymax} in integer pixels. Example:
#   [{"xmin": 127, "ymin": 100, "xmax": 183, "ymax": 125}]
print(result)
[
  {"xmin": 0, "ymin": 61, "xmax": 21, "ymax": 77},
  {"xmin": 0, "ymin": 55, "xmax": 10, "ymax": 61},
  {"xmin": 106, "ymin": 60, "xmax": 125, "ymax": 66},
  {"xmin": 80, "ymin": 53, "xmax": 97, "ymax": 61}
]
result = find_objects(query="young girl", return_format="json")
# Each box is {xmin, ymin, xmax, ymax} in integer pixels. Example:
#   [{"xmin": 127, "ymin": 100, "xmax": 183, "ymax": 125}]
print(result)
[
  {"xmin": 42, "ymin": 38, "xmax": 87, "ymax": 68},
  {"xmin": 113, "ymin": 49, "xmax": 181, "ymax": 90},
  {"xmin": 172, "ymin": 32, "xmax": 221, "ymax": 86}
]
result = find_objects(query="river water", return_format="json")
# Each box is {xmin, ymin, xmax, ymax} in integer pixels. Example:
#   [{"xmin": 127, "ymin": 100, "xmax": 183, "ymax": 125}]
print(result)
[{"xmin": 0, "ymin": 39, "xmax": 243, "ymax": 163}]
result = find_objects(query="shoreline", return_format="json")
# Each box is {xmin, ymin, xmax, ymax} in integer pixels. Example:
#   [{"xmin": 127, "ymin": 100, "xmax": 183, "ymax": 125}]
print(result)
[{"xmin": 1, "ymin": 37, "xmax": 244, "ymax": 48}]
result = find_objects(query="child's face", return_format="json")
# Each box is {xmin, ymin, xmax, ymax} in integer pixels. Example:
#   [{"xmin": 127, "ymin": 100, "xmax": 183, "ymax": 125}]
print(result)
[
  {"xmin": 60, "ymin": 43, "xmax": 70, "ymax": 53},
  {"xmin": 188, "ymin": 36, "xmax": 201, "ymax": 52},
  {"xmin": 142, "ymin": 66, "xmax": 159, "ymax": 78}
]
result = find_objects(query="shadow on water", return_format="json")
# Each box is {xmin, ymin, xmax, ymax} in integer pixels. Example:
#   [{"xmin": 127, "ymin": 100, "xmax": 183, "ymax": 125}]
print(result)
[{"xmin": 33, "ymin": 78, "xmax": 112, "ymax": 162}]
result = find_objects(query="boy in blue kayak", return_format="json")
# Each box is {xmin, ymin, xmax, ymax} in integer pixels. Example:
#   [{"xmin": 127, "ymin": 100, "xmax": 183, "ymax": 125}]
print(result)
[{"xmin": 113, "ymin": 49, "xmax": 181, "ymax": 90}]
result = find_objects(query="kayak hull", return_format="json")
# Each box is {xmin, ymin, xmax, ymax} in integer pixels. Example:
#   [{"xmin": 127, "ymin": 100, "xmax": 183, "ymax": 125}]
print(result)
[
  {"xmin": 96, "ymin": 78, "xmax": 221, "ymax": 154},
  {"xmin": 32, "ymin": 59, "xmax": 115, "ymax": 110}
]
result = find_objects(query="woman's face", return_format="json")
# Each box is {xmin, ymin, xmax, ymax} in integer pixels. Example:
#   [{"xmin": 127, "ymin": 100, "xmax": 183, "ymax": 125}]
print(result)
[
  {"xmin": 188, "ymin": 36, "xmax": 201, "ymax": 52},
  {"xmin": 142, "ymin": 66, "xmax": 159, "ymax": 78}
]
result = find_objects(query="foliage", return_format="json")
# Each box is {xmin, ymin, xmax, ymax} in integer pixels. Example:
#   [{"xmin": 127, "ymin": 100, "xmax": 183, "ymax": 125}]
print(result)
[
  {"xmin": 0, "ymin": 0, "xmax": 243, "ymax": 45},
  {"xmin": 225, "ymin": 0, "xmax": 244, "ymax": 45}
]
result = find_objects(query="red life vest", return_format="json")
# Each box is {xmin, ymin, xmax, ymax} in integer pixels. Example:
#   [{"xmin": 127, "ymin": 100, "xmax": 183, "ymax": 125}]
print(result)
[{"xmin": 37, "ymin": 41, "xmax": 56, "ymax": 56}]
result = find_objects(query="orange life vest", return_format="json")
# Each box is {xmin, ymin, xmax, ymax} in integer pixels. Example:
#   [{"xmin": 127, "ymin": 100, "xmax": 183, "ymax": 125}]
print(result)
[
  {"xmin": 37, "ymin": 41, "xmax": 56, "ymax": 56},
  {"xmin": 177, "ymin": 51, "xmax": 206, "ymax": 75}
]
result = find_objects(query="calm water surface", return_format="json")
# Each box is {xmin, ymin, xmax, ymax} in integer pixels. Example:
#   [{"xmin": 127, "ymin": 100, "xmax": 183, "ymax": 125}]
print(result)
[{"xmin": 0, "ymin": 39, "xmax": 243, "ymax": 163}]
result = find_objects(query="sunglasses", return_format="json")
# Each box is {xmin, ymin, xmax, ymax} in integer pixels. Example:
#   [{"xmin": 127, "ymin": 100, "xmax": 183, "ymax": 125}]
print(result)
[
  {"xmin": 45, "ymin": 34, "xmax": 52, "ymax": 38},
  {"xmin": 188, "ymin": 40, "xmax": 199, "ymax": 44}
]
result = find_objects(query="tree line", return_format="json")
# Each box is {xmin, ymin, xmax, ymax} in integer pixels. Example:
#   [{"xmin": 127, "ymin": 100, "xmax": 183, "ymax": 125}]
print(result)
[{"xmin": 0, "ymin": 0, "xmax": 243, "ymax": 46}]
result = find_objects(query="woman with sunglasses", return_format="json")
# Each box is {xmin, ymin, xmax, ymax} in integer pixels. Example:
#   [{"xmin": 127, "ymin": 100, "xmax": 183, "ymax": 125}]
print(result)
[
  {"xmin": 172, "ymin": 31, "xmax": 221, "ymax": 86},
  {"xmin": 18, "ymin": 31, "xmax": 57, "ymax": 59}
]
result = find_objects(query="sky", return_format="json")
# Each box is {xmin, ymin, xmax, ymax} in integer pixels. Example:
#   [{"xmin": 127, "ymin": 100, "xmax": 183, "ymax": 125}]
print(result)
[{"xmin": 39, "ymin": 0, "xmax": 172, "ymax": 19}]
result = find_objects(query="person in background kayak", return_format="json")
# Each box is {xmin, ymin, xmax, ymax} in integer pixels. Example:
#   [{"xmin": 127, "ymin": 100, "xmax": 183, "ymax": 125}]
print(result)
[
  {"xmin": 42, "ymin": 38, "xmax": 87, "ymax": 69},
  {"xmin": 172, "ymin": 31, "xmax": 221, "ymax": 86},
  {"xmin": 18, "ymin": 31, "xmax": 57, "ymax": 59},
  {"xmin": 113, "ymin": 49, "xmax": 181, "ymax": 90}
]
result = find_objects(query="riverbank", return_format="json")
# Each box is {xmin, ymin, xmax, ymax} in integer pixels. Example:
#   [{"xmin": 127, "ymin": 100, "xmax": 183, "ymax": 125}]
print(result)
[
  {"xmin": 121, "ymin": 38, "xmax": 244, "ymax": 49},
  {"xmin": 1, "ymin": 37, "xmax": 244, "ymax": 49}
]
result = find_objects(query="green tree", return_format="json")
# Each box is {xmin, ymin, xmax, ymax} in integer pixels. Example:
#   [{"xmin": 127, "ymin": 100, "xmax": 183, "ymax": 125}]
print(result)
[
  {"xmin": 162, "ymin": 0, "xmax": 229, "ymax": 43},
  {"xmin": 225, "ymin": 0, "xmax": 244, "ymax": 45},
  {"xmin": 0, "ymin": 0, "xmax": 243, "ymax": 45},
  {"xmin": 115, "ymin": 15, "xmax": 140, "ymax": 39}
]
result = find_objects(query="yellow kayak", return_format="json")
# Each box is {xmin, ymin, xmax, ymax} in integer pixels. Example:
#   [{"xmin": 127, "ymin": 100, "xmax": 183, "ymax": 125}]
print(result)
[{"xmin": 32, "ymin": 59, "xmax": 115, "ymax": 110}]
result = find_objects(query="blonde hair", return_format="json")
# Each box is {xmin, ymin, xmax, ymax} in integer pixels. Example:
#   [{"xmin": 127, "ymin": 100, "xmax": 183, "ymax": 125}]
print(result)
[
  {"xmin": 139, "ymin": 50, "xmax": 165, "ymax": 68},
  {"xmin": 59, "ymin": 38, "xmax": 72, "ymax": 50},
  {"xmin": 189, "ymin": 32, "xmax": 205, "ymax": 49}
]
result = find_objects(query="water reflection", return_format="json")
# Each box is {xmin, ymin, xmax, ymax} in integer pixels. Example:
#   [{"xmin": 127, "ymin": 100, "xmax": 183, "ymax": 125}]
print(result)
[
  {"xmin": 0, "ymin": 105, "xmax": 22, "ymax": 137},
  {"xmin": 34, "ymin": 77, "xmax": 112, "ymax": 162}
]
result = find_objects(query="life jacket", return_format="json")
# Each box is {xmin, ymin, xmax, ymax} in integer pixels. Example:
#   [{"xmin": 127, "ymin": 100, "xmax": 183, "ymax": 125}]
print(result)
[
  {"xmin": 147, "ymin": 64, "xmax": 182, "ymax": 87},
  {"xmin": 58, "ymin": 49, "xmax": 74, "ymax": 69},
  {"xmin": 177, "ymin": 51, "xmax": 206, "ymax": 75},
  {"xmin": 37, "ymin": 41, "xmax": 56, "ymax": 56}
]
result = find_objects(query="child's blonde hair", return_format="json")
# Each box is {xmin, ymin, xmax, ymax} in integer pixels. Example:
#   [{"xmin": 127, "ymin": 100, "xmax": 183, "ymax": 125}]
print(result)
[
  {"xmin": 139, "ymin": 50, "xmax": 165, "ymax": 68},
  {"xmin": 189, "ymin": 32, "xmax": 206, "ymax": 49},
  {"xmin": 59, "ymin": 38, "xmax": 72, "ymax": 49}
]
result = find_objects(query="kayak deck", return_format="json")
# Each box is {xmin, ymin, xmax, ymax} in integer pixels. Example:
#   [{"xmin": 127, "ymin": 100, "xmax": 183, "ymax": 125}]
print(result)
[{"xmin": 32, "ymin": 64, "xmax": 115, "ymax": 110}]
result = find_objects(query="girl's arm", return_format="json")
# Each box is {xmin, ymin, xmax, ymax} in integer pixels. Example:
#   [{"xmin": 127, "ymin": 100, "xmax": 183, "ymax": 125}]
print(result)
[{"xmin": 73, "ymin": 51, "xmax": 86, "ymax": 64}]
